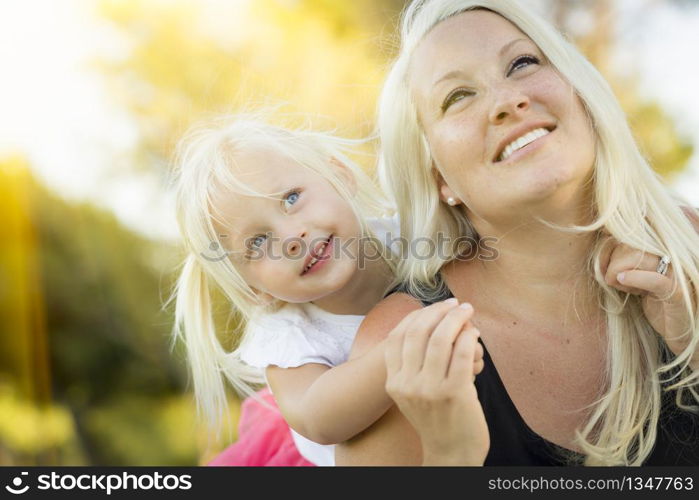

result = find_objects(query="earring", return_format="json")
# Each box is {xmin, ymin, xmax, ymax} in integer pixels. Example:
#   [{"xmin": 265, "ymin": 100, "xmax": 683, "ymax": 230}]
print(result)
[{"xmin": 447, "ymin": 197, "xmax": 457, "ymax": 206}]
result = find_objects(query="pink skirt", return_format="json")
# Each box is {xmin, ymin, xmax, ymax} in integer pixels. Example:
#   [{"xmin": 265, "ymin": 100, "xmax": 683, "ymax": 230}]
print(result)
[{"xmin": 208, "ymin": 387, "xmax": 315, "ymax": 467}]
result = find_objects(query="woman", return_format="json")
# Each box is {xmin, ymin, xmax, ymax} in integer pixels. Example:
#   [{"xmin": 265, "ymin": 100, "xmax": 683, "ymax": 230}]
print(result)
[{"xmin": 335, "ymin": 0, "xmax": 699, "ymax": 466}]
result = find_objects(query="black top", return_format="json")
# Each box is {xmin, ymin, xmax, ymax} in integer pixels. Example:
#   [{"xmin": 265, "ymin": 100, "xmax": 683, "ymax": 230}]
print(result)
[{"xmin": 388, "ymin": 279, "xmax": 699, "ymax": 465}]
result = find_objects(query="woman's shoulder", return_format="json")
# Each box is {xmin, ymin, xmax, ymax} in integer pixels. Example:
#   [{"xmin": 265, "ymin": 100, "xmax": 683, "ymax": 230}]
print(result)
[
  {"xmin": 349, "ymin": 292, "xmax": 423, "ymax": 359},
  {"xmin": 385, "ymin": 274, "xmax": 455, "ymax": 306}
]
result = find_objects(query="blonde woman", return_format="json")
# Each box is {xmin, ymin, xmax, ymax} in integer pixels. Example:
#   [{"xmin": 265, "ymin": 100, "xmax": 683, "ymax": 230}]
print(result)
[{"xmin": 336, "ymin": 0, "xmax": 699, "ymax": 466}]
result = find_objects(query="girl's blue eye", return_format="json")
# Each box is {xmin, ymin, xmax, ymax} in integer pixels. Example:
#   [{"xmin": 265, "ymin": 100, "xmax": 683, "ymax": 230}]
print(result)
[
  {"xmin": 251, "ymin": 234, "xmax": 267, "ymax": 248},
  {"xmin": 283, "ymin": 190, "xmax": 300, "ymax": 209},
  {"xmin": 507, "ymin": 55, "xmax": 540, "ymax": 76}
]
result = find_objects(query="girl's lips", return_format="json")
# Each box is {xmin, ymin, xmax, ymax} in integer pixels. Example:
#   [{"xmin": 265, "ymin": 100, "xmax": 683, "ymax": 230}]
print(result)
[{"xmin": 301, "ymin": 237, "xmax": 333, "ymax": 276}]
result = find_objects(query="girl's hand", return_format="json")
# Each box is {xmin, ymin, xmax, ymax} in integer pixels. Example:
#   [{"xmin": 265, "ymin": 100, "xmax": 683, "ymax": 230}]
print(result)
[
  {"xmin": 384, "ymin": 299, "xmax": 489, "ymax": 465},
  {"xmin": 602, "ymin": 242, "xmax": 693, "ymax": 357}
]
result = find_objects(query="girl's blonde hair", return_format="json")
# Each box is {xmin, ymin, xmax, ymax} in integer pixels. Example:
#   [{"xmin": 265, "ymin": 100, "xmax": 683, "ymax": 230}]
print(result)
[
  {"xmin": 379, "ymin": 0, "xmax": 699, "ymax": 465},
  {"xmin": 168, "ymin": 112, "xmax": 394, "ymax": 434}
]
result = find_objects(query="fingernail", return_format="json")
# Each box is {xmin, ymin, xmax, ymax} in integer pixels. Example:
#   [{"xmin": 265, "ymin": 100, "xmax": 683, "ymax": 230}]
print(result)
[
  {"xmin": 445, "ymin": 298, "xmax": 458, "ymax": 305},
  {"xmin": 617, "ymin": 272, "xmax": 625, "ymax": 283},
  {"xmin": 459, "ymin": 302, "xmax": 473, "ymax": 311}
]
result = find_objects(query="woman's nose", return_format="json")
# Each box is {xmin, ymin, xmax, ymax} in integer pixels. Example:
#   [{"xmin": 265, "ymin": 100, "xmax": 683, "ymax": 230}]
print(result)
[{"xmin": 488, "ymin": 86, "xmax": 530, "ymax": 124}]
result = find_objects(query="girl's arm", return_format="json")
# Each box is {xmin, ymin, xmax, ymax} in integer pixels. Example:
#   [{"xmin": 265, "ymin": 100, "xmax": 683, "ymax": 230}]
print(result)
[
  {"xmin": 336, "ymin": 295, "xmax": 489, "ymax": 465},
  {"xmin": 266, "ymin": 294, "xmax": 420, "ymax": 445}
]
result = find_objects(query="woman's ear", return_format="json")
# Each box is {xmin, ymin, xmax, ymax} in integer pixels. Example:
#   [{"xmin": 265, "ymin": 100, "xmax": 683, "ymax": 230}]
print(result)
[
  {"xmin": 432, "ymin": 167, "xmax": 461, "ymax": 206},
  {"xmin": 330, "ymin": 157, "xmax": 357, "ymax": 196}
]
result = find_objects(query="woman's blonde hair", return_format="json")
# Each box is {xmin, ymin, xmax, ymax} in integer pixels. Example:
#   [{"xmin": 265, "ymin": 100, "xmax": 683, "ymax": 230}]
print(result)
[
  {"xmin": 379, "ymin": 0, "xmax": 699, "ymax": 465},
  {"xmin": 168, "ymin": 111, "xmax": 395, "ymax": 435}
]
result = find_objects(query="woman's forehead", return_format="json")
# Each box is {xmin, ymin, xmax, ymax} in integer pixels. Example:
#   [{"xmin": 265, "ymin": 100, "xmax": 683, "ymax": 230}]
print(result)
[{"xmin": 408, "ymin": 10, "xmax": 531, "ymax": 88}]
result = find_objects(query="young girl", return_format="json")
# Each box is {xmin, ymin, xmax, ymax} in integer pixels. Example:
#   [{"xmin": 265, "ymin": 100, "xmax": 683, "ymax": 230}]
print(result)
[{"xmin": 168, "ymin": 112, "xmax": 486, "ymax": 465}]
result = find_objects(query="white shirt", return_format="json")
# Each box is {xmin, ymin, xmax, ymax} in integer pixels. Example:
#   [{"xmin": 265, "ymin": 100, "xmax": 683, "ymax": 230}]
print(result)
[{"xmin": 239, "ymin": 302, "xmax": 365, "ymax": 466}]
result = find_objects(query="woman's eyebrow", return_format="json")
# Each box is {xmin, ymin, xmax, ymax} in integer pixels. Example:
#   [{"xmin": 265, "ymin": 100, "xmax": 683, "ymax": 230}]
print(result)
[
  {"xmin": 430, "ymin": 38, "xmax": 530, "ymax": 89},
  {"xmin": 499, "ymin": 37, "xmax": 529, "ymax": 57},
  {"xmin": 432, "ymin": 69, "xmax": 468, "ymax": 88}
]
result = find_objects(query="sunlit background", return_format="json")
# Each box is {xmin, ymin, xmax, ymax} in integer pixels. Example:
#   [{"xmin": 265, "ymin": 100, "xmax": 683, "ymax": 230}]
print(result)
[{"xmin": 1, "ymin": 0, "xmax": 698, "ymax": 465}]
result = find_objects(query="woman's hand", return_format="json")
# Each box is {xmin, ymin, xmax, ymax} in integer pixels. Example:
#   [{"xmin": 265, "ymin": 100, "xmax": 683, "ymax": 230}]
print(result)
[
  {"xmin": 602, "ymin": 242, "xmax": 693, "ymax": 358},
  {"xmin": 384, "ymin": 298, "xmax": 489, "ymax": 465}
]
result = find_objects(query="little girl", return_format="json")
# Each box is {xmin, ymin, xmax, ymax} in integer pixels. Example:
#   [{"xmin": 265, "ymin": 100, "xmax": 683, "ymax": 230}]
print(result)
[{"xmin": 169, "ymin": 113, "xmax": 483, "ymax": 465}]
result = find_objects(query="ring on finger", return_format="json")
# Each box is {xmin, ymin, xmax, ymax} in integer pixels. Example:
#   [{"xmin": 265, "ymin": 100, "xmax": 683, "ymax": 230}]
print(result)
[{"xmin": 656, "ymin": 255, "xmax": 671, "ymax": 276}]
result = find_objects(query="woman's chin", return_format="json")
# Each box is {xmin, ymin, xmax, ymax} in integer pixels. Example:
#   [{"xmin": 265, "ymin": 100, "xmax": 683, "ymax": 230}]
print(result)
[
  {"xmin": 515, "ymin": 164, "xmax": 589, "ymax": 204},
  {"xmin": 477, "ymin": 184, "xmax": 587, "ymax": 224}
]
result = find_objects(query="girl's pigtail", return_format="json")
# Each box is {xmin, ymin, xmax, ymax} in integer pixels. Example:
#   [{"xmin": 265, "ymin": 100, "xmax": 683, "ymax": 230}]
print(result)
[{"xmin": 172, "ymin": 254, "xmax": 263, "ymax": 434}]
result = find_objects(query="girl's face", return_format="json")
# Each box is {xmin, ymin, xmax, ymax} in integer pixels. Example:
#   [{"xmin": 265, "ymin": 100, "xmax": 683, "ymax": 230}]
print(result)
[
  {"xmin": 408, "ymin": 10, "xmax": 596, "ymax": 223},
  {"xmin": 211, "ymin": 149, "xmax": 362, "ymax": 304}
]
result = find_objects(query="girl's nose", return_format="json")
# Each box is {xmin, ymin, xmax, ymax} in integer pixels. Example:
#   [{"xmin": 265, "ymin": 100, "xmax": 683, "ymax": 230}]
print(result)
[
  {"xmin": 488, "ymin": 86, "xmax": 530, "ymax": 124},
  {"xmin": 284, "ymin": 230, "xmax": 307, "ymax": 256}
]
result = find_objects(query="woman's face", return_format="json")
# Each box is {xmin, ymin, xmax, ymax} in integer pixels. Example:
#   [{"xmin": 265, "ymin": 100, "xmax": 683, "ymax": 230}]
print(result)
[{"xmin": 408, "ymin": 10, "xmax": 596, "ymax": 223}]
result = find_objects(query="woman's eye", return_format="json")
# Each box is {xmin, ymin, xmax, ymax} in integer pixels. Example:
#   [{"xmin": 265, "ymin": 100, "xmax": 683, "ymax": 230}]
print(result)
[
  {"xmin": 507, "ymin": 55, "xmax": 540, "ymax": 76},
  {"xmin": 441, "ymin": 89, "xmax": 474, "ymax": 113},
  {"xmin": 283, "ymin": 190, "xmax": 301, "ymax": 209}
]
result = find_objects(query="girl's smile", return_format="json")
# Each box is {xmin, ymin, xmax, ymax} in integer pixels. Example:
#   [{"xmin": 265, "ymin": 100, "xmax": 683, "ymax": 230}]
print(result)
[{"xmin": 301, "ymin": 235, "xmax": 333, "ymax": 275}]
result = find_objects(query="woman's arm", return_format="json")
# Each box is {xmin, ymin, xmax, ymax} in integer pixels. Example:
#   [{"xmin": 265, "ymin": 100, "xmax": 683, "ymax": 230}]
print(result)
[{"xmin": 265, "ymin": 293, "xmax": 422, "ymax": 445}]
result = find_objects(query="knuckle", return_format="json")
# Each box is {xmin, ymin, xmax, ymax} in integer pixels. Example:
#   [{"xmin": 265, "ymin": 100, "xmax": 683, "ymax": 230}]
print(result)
[
  {"xmin": 446, "ymin": 306, "xmax": 470, "ymax": 318},
  {"xmin": 386, "ymin": 376, "xmax": 406, "ymax": 397},
  {"xmin": 414, "ymin": 386, "xmax": 431, "ymax": 400},
  {"xmin": 460, "ymin": 332, "xmax": 477, "ymax": 347},
  {"xmin": 404, "ymin": 384, "xmax": 428, "ymax": 402},
  {"xmin": 429, "ymin": 300, "xmax": 454, "ymax": 311},
  {"xmin": 454, "ymin": 347, "xmax": 473, "ymax": 361},
  {"xmin": 432, "ymin": 386, "xmax": 454, "ymax": 402},
  {"xmin": 418, "ymin": 387, "xmax": 442, "ymax": 403},
  {"xmin": 403, "ymin": 326, "xmax": 424, "ymax": 341},
  {"xmin": 466, "ymin": 326, "xmax": 480, "ymax": 337},
  {"xmin": 428, "ymin": 333, "xmax": 447, "ymax": 347}
]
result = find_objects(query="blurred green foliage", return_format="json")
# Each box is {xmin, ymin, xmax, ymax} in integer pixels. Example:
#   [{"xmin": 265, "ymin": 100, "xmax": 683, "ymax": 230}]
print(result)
[
  {"xmin": 548, "ymin": 0, "xmax": 694, "ymax": 177},
  {"xmin": 1, "ymin": 161, "xmax": 240, "ymax": 464},
  {"xmin": 95, "ymin": 0, "xmax": 408, "ymax": 171}
]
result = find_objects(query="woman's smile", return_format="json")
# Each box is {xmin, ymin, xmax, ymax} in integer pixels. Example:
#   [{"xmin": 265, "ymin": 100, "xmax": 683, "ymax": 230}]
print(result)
[
  {"xmin": 409, "ymin": 10, "xmax": 595, "ymax": 219},
  {"xmin": 494, "ymin": 126, "xmax": 556, "ymax": 165}
]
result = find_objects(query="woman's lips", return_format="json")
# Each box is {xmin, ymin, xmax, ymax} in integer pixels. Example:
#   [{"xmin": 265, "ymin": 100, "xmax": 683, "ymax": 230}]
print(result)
[{"xmin": 495, "ymin": 126, "xmax": 556, "ymax": 165}]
